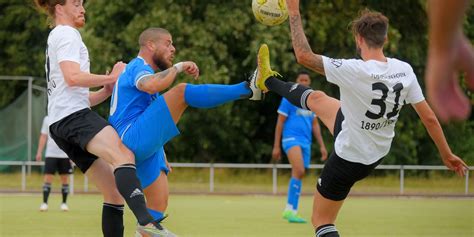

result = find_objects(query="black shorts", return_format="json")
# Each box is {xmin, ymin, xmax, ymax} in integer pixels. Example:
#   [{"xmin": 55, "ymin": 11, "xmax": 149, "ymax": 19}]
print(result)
[
  {"xmin": 44, "ymin": 157, "xmax": 73, "ymax": 175},
  {"xmin": 317, "ymin": 108, "xmax": 383, "ymax": 201},
  {"xmin": 49, "ymin": 108, "xmax": 109, "ymax": 173}
]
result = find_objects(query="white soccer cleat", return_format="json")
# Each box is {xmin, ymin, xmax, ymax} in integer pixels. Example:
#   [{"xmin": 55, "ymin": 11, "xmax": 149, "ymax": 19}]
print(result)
[
  {"xmin": 248, "ymin": 69, "xmax": 263, "ymax": 101},
  {"xmin": 60, "ymin": 203, "xmax": 69, "ymax": 212},
  {"xmin": 39, "ymin": 203, "xmax": 48, "ymax": 212},
  {"xmin": 136, "ymin": 221, "xmax": 177, "ymax": 237}
]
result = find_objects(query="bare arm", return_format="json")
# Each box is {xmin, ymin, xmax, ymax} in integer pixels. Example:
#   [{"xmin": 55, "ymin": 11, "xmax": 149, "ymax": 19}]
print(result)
[
  {"xmin": 35, "ymin": 134, "xmax": 47, "ymax": 161},
  {"xmin": 89, "ymin": 85, "xmax": 113, "ymax": 107},
  {"xmin": 59, "ymin": 61, "xmax": 125, "ymax": 87},
  {"xmin": 312, "ymin": 117, "xmax": 328, "ymax": 161},
  {"xmin": 286, "ymin": 0, "xmax": 325, "ymax": 75},
  {"xmin": 272, "ymin": 114, "xmax": 287, "ymax": 161},
  {"xmin": 412, "ymin": 100, "xmax": 468, "ymax": 176}
]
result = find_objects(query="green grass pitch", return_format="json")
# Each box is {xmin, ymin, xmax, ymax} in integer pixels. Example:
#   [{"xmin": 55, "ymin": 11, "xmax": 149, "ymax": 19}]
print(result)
[{"xmin": 1, "ymin": 194, "xmax": 473, "ymax": 236}]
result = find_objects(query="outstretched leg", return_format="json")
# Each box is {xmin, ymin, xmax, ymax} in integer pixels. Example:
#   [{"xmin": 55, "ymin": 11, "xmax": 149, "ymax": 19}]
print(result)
[
  {"xmin": 163, "ymin": 81, "xmax": 254, "ymax": 123},
  {"xmin": 263, "ymin": 77, "xmax": 340, "ymax": 135}
]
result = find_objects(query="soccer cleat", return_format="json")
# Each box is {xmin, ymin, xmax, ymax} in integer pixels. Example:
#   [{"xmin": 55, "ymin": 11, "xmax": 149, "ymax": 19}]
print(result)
[
  {"xmin": 136, "ymin": 219, "xmax": 177, "ymax": 237},
  {"xmin": 282, "ymin": 210, "xmax": 293, "ymax": 220},
  {"xmin": 256, "ymin": 44, "xmax": 281, "ymax": 92},
  {"xmin": 60, "ymin": 203, "xmax": 69, "ymax": 211},
  {"xmin": 248, "ymin": 69, "xmax": 263, "ymax": 100},
  {"xmin": 287, "ymin": 214, "xmax": 307, "ymax": 223},
  {"xmin": 39, "ymin": 203, "xmax": 48, "ymax": 212},
  {"xmin": 282, "ymin": 210, "xmax": 307, "ymax": 223}
]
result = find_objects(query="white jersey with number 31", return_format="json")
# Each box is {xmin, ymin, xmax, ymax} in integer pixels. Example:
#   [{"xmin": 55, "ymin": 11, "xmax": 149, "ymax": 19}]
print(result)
[
  {"xmin": 46, "ymin": 25, "xmax": 90, "ymax": 124},
  {"xmin": 322, "ymin": 56, "xmax": 425, "ymax": 164}
]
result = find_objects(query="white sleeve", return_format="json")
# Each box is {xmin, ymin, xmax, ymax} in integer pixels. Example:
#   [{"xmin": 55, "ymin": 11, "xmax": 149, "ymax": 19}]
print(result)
[
  {"xmin": 322, "ymin": 56, "xmax": 360, "ymax": 88},
  {"xmin": 405, "ymin": 77, "xmax": 425, "ymax": 104},
  {"xmin": 55, "ymin": 30, "xmax": 81, "ymax": 64},
  {"xmin": 40, "ymin": 116, "xmax": 49, "ymax": 135}
]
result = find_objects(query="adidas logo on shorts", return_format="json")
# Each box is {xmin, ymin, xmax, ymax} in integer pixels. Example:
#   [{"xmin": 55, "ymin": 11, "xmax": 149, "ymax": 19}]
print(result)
[
  {"xmin": 318, "ymin": 178, "xmax": 322, "ymax": 187},
  {"xmin": 130, "ymin": 188, "xmax": 144, "ymax": 198}
]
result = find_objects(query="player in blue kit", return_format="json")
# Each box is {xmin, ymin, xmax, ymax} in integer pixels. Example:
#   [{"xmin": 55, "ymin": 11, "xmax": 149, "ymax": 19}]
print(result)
[
  {"xmin": 108, "ymin": 27, "xmax": 262, "ymax": 236},
  {"xmin": 272, "ymin": 71, "xmax": 327, "ymax": 223}
]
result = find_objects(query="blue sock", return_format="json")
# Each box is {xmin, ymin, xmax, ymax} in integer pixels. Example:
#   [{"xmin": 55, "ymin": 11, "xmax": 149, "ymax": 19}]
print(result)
[
  {"xmin": 184, "ymin": 82, "xmax": 251, "ymax": 108},
  {"xmin": 147, "ymin": 208, "xmax": 164, "ymax": 221},
  {"xmin": 287, "ymin": 177, "xmax": 302, "ymax": 212}
]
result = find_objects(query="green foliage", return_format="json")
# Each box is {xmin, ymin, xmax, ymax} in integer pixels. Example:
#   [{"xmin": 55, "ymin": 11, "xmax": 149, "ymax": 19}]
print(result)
[{"xmin": 0, "ymin": 0, "xmax": 472, "ymax": 165}]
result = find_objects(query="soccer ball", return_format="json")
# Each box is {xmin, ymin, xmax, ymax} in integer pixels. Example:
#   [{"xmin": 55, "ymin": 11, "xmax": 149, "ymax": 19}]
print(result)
[{"xmin": 252, "ymin": 0, "xmax": 288, "ymax": 26}]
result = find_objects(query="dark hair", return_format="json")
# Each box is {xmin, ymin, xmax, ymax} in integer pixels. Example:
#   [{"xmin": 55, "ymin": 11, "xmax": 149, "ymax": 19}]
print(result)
[
  {"xmin": 297, "ymin": 70, "xmax": 310, "ymax": 76},
  {"xmin": 351, "ymin": 9, "xmax": 389, "ymax": 48}
]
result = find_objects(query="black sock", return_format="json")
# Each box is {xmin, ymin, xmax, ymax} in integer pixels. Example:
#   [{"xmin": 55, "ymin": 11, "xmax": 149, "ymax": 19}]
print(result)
[
  {"xmin": 42, "ymin": 183, "xmax": 51, "ymax": 203},
  {"xmin": 61, "ymin": 184, "xmax": 69, "ymax": 203},
  {"xmin": 114, "ymin": 164, "xmax": 154, "ymax": 226},
  {"xmin": 102, "ymin": 203, "xmax": 124, "ymax": 237},
  {"xmin": 264, "ymin": 77, "xmax": 313, "ymax": 110},
  {"xmin": 315, "ymin": 224, "xmax": 340, "ymax": 237}
]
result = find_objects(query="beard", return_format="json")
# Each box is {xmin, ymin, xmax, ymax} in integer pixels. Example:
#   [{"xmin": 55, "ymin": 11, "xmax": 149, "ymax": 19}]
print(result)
[{"xmin": 152, "ymin": 53, "xmax": 172, "ymax": 71}]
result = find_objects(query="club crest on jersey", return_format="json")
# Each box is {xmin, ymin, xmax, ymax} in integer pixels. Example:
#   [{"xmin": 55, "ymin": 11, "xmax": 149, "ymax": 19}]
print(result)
[{"xmin": 330, "ymin": 58, "xmax": 343, "ymax": 68}]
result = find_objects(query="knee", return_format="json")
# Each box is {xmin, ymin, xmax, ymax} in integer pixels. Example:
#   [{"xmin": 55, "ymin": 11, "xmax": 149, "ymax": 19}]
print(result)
[
  {"xmin": 293, "ymin": 168, "xmax": 305, "ymax": 179},
  {"xmin": 309, "ymin": 90, "xmax": 327, "ymax": 103},
  {"xmin": 113, "ymin": 143, "xmax": 135, "ymax": 166},
  {"xmin": 172, "ymin": 83, "xmax": 187, "ymax": 98}
]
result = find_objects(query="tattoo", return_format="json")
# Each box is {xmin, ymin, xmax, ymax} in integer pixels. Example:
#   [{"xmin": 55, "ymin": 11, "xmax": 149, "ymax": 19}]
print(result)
[
  {"xmin": 137, "ymin": 68, "xmax": 174, "ymax": 92},
  {"xmin": 289, "ymin": 15, "xmax": 325, "ymax": 75}
]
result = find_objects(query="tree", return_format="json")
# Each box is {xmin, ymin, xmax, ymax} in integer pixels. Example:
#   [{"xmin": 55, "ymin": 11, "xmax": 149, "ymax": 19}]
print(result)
[{"xmin": 0, "ymin": 0, "xmax": 472, "ymax": 165}]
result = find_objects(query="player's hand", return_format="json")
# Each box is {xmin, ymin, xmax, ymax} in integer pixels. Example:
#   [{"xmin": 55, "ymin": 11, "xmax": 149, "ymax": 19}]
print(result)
[
  {"xmin": 35, "ymin": 153, "xmax": 42, "ymax": 161},
  {"xmin": 272, "ymin": 146, "xmax": 281, "ymax": 161},
  {"xmin": 103, "ymin": 81, "xmax": 115, "ymax": 95},
  {"xmin": 182, "ymin": 61, "xmax": 199, "ymax": 80},
  {"xmin": 441, "ymin": 153, "xmax": 468, "ymax": 177},
  {"xmin": 166, "ymin": 160, "xmax": 173, "ymax": 173},
  {"xmin": 320, "ymin": 147, "xmax": 328, "ymax": 161},
  {"xmin": 109, "ymin": 61, "xmax": 126, "ymax": 81}
]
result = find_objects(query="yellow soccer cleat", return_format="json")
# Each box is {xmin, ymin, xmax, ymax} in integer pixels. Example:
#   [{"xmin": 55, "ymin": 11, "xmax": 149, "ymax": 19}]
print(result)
[{"xmin": 256, "ymin": 44, "xmax": 282, "ymax": 92}]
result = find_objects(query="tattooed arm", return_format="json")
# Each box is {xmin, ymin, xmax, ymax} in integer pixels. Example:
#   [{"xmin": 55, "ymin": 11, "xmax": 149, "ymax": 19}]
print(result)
[
  {"xmin": 286, "ymin": 0, "xmax": 325, "ymax": 75},
  {"xmin": 136, "ymin": 67, "xmax": 179, "ymax": 94},
  {"xmin": 137, "ymin": 61, "xmax": 199, "ymax": 94}
]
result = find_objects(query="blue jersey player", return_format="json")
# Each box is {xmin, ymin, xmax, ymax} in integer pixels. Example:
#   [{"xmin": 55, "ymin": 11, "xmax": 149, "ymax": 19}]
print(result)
[
  {"xmin": 272, "ymin": 72, "xmax": 327, "ymax": 223},
  {"xmin": 108, "ymin": 27, "xmax": 262, "ymax": 236}
]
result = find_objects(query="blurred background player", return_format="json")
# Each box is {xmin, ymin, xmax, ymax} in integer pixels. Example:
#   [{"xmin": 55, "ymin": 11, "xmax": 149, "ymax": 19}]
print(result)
[
  {"xmin": 253, "ymin": 0, "xmax": 468, "ymax": 235},
  {"xmin": 36, "ymin": 115, "xmax": 73, "ymax": 212},
  {"xmin": 272, "ymin": 71, "xmax": 327, "ymax": 223},
  {"xmin": 425, "ymin": 0, "xmax": 474, "ymax": 122},
  {"xmin": 34, "ymin": 0, "xmax": 167, "ymax": 236},
  {"xmin": 108, "ymin": 27, "xmax": 262, "ymax": 236}
]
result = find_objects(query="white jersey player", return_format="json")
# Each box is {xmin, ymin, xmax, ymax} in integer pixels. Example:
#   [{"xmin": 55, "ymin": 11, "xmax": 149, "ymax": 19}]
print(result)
[{"xmin": 253, "ymin": 2, "xmax": 468, "ymax": 237}]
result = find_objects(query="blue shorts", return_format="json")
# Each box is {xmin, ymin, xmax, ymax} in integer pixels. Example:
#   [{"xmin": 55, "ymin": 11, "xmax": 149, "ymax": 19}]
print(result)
[
  {"xmin": 136, "ymin": 147, "xmax": 169, "ymax": 189},
  {"xmin": 282, "ymin": 137, "xmax": 311, "ymax": 168},
  {"xmin": 121, "ymin": 96, "xmax": 179, "ymax": 187}
]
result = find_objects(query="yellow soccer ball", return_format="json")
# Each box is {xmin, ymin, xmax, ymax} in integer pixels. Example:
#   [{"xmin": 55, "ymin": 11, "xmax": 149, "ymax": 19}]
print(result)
[{"xmin": 252, "ymin": 0, "xmax": 288, "ymax": 26}]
